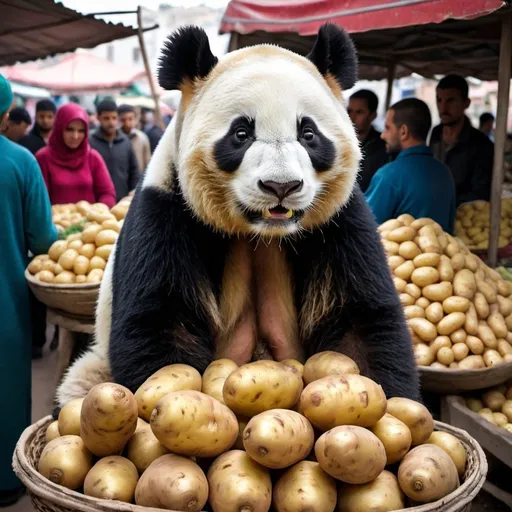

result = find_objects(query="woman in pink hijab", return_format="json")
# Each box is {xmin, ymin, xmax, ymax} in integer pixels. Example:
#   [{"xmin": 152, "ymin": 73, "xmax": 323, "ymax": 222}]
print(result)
[{"xmin": 36, "ymin": 103, "xmax": 116, "ymax": 207}]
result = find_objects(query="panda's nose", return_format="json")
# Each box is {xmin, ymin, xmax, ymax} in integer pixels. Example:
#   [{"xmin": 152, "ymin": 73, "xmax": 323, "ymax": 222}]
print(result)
[{"xmin": 258, "ymin": 180, "xmax": 303, "ymax": 201}]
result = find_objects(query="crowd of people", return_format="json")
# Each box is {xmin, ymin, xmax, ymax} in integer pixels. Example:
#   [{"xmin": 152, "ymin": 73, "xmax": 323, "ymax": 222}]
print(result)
[
  {"xmin": 350, "ymin": 74, "xmax": 496, "ymax": 235},
  {"xmin": 0, "ymin": 70, "xmax": 503, "ymax": 506}
]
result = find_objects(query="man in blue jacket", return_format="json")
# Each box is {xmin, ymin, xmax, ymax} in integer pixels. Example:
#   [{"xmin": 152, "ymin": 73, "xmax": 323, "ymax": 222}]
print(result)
[{"xmin": 365, "ymin": 98, "xmax": 456, "ymax": 234}]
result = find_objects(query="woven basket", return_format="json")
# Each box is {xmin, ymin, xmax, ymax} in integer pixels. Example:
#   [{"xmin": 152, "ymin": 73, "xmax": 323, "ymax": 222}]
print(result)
[
  {"xmin": 13, "ymin": 416, "xmax": 487, "ymax": 512},
  {"xmin": 25, "ymin": 269, "xmax": 99, "ymax": 318},
  {"xmin": 419, "ymin": 362, "xmax": 512, "ymax": 394}
]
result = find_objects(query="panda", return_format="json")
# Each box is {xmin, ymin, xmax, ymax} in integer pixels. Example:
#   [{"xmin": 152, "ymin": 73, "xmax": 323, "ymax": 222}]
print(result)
[{"xmin": 56, "ymin": 23, "xmax": 420, "ymax": 407}]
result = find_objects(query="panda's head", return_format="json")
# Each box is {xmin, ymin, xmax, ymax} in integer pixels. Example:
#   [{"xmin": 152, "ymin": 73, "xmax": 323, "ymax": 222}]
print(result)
[{"xmin": 149, "ymin": 23, "xmax": 361, "ymax": 238}]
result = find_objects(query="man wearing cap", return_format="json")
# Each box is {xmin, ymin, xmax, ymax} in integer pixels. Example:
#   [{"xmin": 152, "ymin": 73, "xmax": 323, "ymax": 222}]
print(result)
[
  {"xmin": 0, "ymin": 75, "xmax": 57, "ymax": 506},
  {"xmin": 18, "ymin": 98, "xmax": 56, "ymax": 155}
]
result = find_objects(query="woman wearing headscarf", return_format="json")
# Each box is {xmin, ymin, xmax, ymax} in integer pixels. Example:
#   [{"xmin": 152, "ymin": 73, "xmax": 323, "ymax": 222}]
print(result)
[
  {"xmin": 36, "ymin": 103, "xmax": 116, "ymax": 207},
  {"xmin": 0, "ymin": 74, "xmax": 57, "ymax": 506}
]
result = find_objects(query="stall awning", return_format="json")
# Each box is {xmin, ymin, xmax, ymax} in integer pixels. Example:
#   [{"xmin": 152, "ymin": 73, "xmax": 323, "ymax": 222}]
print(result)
[
  {"xmin": 0, "ymin": 0, "xmax": 152, "ymax": 67},
  {"xmin": 220, "ymin": 0, "xmax": 511, "ymax": 80}
]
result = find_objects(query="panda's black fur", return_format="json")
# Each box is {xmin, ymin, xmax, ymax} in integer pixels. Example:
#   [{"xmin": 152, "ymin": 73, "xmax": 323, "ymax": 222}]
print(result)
[{"xmin": 110, "ymin": 176, "xmax": 420, "ymax": 401}]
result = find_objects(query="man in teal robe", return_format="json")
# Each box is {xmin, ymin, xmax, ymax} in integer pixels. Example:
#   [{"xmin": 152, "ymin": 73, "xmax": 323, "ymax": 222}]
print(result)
[{"xmin": 0, "ymin": 75, "xmax": 57, "ymax": 506}]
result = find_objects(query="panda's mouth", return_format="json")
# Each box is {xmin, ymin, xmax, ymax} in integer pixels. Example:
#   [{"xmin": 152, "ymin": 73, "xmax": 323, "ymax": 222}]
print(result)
[
  {"xmin": 240, "ymin": 204, "xmax": 305, "ymax": 223},
  {"xmin": 263, "ymin": 205, "xmax": 294, "ymax": 219}
]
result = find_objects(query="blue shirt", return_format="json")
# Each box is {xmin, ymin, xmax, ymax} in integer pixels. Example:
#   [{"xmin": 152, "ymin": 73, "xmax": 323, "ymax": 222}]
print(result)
[{"xmin": 365, "ymin": 145, "xmax": 456, "ymax": 234}]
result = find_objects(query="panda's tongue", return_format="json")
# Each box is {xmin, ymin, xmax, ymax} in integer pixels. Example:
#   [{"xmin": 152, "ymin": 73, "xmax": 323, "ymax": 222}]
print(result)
[{"xmin": 264, "ymin": 206, "xmax": 293, "ymax": 219}]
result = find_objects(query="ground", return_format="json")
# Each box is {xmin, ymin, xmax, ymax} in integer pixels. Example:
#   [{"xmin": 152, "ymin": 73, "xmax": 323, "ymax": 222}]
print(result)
[{"xmin": 5, "ymin": 341, "xmax": 509, "ymax": 512}]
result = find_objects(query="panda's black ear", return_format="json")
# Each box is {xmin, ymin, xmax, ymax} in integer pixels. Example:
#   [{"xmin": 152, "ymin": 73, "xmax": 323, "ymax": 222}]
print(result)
[
  {"xmin": 306, "ymin": 23, "xmax": 357, "ymax": 90},
  {"xmin": 158, "ymin": 26, "xmax": 218, "ymax": 90}
]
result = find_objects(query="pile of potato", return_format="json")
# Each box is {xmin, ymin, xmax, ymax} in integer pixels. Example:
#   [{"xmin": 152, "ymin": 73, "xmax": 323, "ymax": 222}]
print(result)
[
  {"xmin": 465, "ymin": 380, "xmax": 512, "ymax": 434},
  {"xmin": 52, "ymin": 201, "xmax": 91, "ymax": 232},
  {"xmin": 110, "ymin": 195, "xmax": 132, "ymax": 221},
  {"xmin": 39, "ymin": 352, "xmax": 468, "ymax": 511},
  {"xmin": 380, "ymin": 215, "xmax": 512, "ymax": 370},
  {"xmin": 454, "ymin": 199, "xmax": 512, "ymax": 250}
]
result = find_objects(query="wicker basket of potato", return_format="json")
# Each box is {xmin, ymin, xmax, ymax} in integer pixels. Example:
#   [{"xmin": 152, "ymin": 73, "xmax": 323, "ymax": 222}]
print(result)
[{"xmin": 380, "ymin": 214, "xmax": 512, "ymax": 392}]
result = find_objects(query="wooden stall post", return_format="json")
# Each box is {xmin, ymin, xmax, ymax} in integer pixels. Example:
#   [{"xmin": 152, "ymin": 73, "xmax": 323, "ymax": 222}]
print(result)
[
  {"xmin": 385, "ymin": 62, "xmax": 396, "ymax": 111},
  {"xmin": 137, "ymin": 6, "xmax": 165, "ymax": 131},
  {"xmin": 488, "ymin": 12, "xmax": 512, "ymax": 267}
]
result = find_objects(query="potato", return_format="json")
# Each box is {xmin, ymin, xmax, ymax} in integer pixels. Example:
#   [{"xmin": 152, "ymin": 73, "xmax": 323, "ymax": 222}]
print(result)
[
  {"xmin": 79, "ymin": 243, "xmax": 96, "ymax": 259},
  {"xmin": 465, "ymin": 336, "xmax": 484, "ymax": 355},
  {"xmin": 223, "ymin": 361, "xmax": 303, "ymax": 417},
  {"xmin": 45, "ymin": 421, "xmax": 61, "ymax": 443},
  {"xmin": 200, "ymin": 359, "xmax": 238, "ymax": 404},
  {"xmin": 430, "ymin": 336, "xmax": 451, "ymax": 355},
  {"xmin": 58, "ymin": 397, "xmax": 84, "ymax": 436},
  {"xmin": 497, "ymin": 295, "xmax": 512, "ymax": 317},
  {"xmin": 477, "ymin": 279, "xmax": 497, "ymax": 304},
  {"xmin": 315, "ymin": 426, "xmax": 386, "ymax": 483},
  {"xmin": 300, "ymin": 374, "xmax": 386, "ymax": 431},
  {"xmin": 151, "ymin": 390, "xmax": 238, "ymax": 457},
  {"xmin": 498, "ymin": 279, "xmax": 512, "ymax": 297},
  {"xmin": 280, "ymin": 359, "xmax": 304, "ymax": 377},
  {"xmin": 477, "ymin": 322, "xmax": 498, "ymax": 349},
  {"xmin": 80, "ymin": 383, "xmax": 138, "ymax": 457},
  {"xmin": 466, "ymin": 398, "xmax": 484, "ymax": 413},
  {"xmin": 394, "ymin": 260, "xmax": 415, "ymax": 281},
  {"xmin": 67, "ymin": 239, "xmax": 83, "ymax": 251},
  {"xmin": 504, "ymin": 423, "xmax": 512, "ymax": 433},
  {"xmin": 394, "ymin": 277, "xmax": 407, "ymax": 293},
  {"xmin": 399, "ymin": 293, "xmax": 415, "ymax": 306},
  {"xmin": 208, "ymin": 450, "xmax": 271, "ymax": 512},
  {"xmin": 458, "ymin": 355, "xmax": 485, "ymax": 369},
  {"xmin": 87, "ymin": 255, "xmax": 105, "ymax": 271},
  {"xmin": 86, "ymin": 268, "xmax": 104, "ymax": 283},
  {"xmin": 135, "ymin": 364, "xmax": 202, "ymax": 420},
  {"xmin": 451, "ymin": 253, "xmax": 466, "ymax": 272},
  {"xmin": 437, "ymin": 312, "xmax": 466, "ymax": 336},
  {"xmin": 413, "ymin": 253, "xmax": 440, "ymax": 268},
  {"xmin": 482, "ymin": 390, "xmax": 506, "ymax": 411},
  {"xmin": 54, "ymin": 270, "xmax": 75, "ymax": 284},
  {"xmin": 72, "ymin": 255, "xmax": 89, "ymax": 275},
  {"xmin": 418, "ymin": 235, "xmax": 442, "ymax": 254},
  {"xmin": 414, "ymin": 343, "xmax": 435, "ymax": 366},
  {"xmin": 382, "ymin": 240, "xmax": 399, "ymax": 255},
  {"xmin": 484, "ymin": 349, "xmax": 504, "ymax": 367},
  {"xmin": 502, "ymin": 400, "xmax": 512, "ymax": 422},
  {"xmin": 81, "ymin": 224, "xmax": 102, "ymax": 243},
  {"xmin": 438, "ymin": 255, "xmax": 455, "ymax": 282},
  {"xmin": 273, "ymin": 461, "xmax": 336, "ymax": 512},
  {"xmin": 415, "ymin": 297, "xmax": 431, "ymax": 309},
  {"xmin": 48, "ymin": 240, "xmax": 69, "ymax": 262},
  {"xmin": 126, "ymin": 422, "xmax": 169, "ymax": 474},
  {"xmin": 488, "ymin": 311, "xmax": 508, "ymax": 338},
  {"xmin": 405, "ymin": 283, "xmax": 422, "ymax": 300},
  {"xmin": 388, "ymin": 255, "xmax": 405, "ymax": 271},
  {"xmin": 474, "ymin": 292, "xmax": 489, "ymax": 320},
  {"xmin": 453, "ymin": 269, "xmax": 477, "ymax": 299},
  {"xmin": 411, "ymin": 267, "xmax": 439, "ymax": 287},
  {"xmin": 95, "ymin": 229, "xmax": 118, "ymax": 247},
  {"xmin": 410, "ymin": 218, "xmax": 434, "ymax": 230},
  {"xmin": 498, "ymin": 339, "xmax": 512, "ymax": 357},
  {"xmin": 425, "ymin": 432, "xmax": 466, "ymax": 477},
  {"xmin": 95, "ymin": 244, "xmax": 113, "ymax": 261},
  {"xmin": 450, "ymin": 329, "xmax": 467, "ymax": 344},
  {"xmin": 398, "ymin": 444, "xmax": 459, "ymax": 503},
  {"xmin": 135, "ymin": 454, "xmax": 208, "ymax": 512},
  {"xmin": 388, "ymin": 226, "xmax": 416, "ymax": 243},
  {"xmin": 337, "ymin": 470, "xmax": 405, "ymax": 512},
  {"xmin": 27, "ymin": 258, "xmax": 44, "ymax": 275},
  {"xmin": 38, "ymin": 435, "xmax": 93, "ymax": 490},
  {"xmin": 425, "ymin": 302, "xmax": 443, "ymax": 324},
  {"xmin": 370, "ymin": 413, "xmax": 412, "ymax": 464},
  {"xmin": 452, "ymin": 343, "xmax": 469, "ymax": 361},
  {"xmin": 303, "ymin": 351, "xmax": 360, "ymax": 385},
  {"xmin": 437, "ymin": 347, "xmax": 455, "ymax": 365},
  {"xmin": 102, "ymin": 219, "xmax": 121, "ymax": 233},
  {"xmin": 398, "ymin": 241, "xmax": 421, "ymax": 259},
  {"xmin": 57, "ymin": 248, "xmax": 79, "ymax": 271},
  {"xmin": 478, "ymin": 408, "xmax": 495, "ymax": 423},
  {"xmin": 402, "ymin": 306, "xmax": 424, "ymax": 320},
  {"xmin": 386, "ymin": 397, "xmax": 434, "ymax": 445},
  {"xmin": 408, "ymin": 317, "xmax": 437, "ymax": 342},
  {"xmin": 84, "ymin": 456, "xmax": 138, "ymax": 502},
  {"xmin": 493, "ymin": 412, "xmax": 508, "ymax": 426},
  {"xmin": 443, "ymin": 296, "xmax": 470, "ymax": 314},
  {"xmin": 464, "ymin": 303, "xmax": 479, "ymax": 335},
  {"xmin": 243, "ymin": 409, "xmax": 314, "ymax": 469},
  {"xmin": 422, "ymin": 282, "xmax": 453, "ymax": 302}
]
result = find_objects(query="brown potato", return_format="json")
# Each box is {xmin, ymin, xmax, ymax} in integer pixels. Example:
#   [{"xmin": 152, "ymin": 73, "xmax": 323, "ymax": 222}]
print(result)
[
  {"xmin": 488, "ymin": 311, "xmax": 508, "ymax": 338},
  {"xmin": 466, "ymin": 398, "xmax": 483, "ymax": 413},
  {"xmin": 398, "ymin": 444, "xmax": 459, "ymax": 503},
  {"xmin": 386, "ymin": 397, "xmax": 434, "ymax": 445},
  {"xmin": 453, "ymin": 269, "xmax": 477, "ymax": 299},
  {"xmin": 86, "ymin": 268, "xmax": 103, "ymax": 283},
  {"xmin": 243, "ymin": 409, "xmax": 314, "ymax": 469},
  {"xmin": 413, "ymin": 253, "xmax": 441, "ymax": 268},
  {"xmin": 135, "ymin": 364, "xmax": 202, "ymax": 420},
  {"xmin": 425, "ymin": 432, "xmax": 467, "ymax": 477},
  {"xmin": 443, "ymin": 296, "xmax": 470, "ymax": 314},
  {"xmin": 382, "ymin": 240, "xmax": 399, "ymax": 255},
  {"xmin": 425, "ymin": 302, "xmax": 444, "ymax": 324},
  {"xmin": 478, "ymin": 408, "xmax": 495, "ymax": 423},
  {"xmin": 84, "ymin": 456, "xmax": 138, "ymax": 502},
  {"xmin": 395, "ymin": 260, "xmax": 415, "ymax": 280},
  {"xmin": 498, "ymin": 339, "xmax": 512, "ymax": 357},
  {"xmin": 438, "ymin": 255, "xmax": 455, "ymax": 282},
  {"xmin": 414, "ymin": 344, "xmax": 435, "ymax": 366},
  {"xmin": 399, "ymin": 293, "xmax": 415, "ymax": 306},
  {"xmin": 502, "ymin": 400, "xmax": 512, "ymax": 422},
  {"xmin": 415, "ymin": 297, "xmax": 431, "ymax": 309},
  {"xmin": 126, "ymin": 422, "xmax": 169, "ymax": 474},
  {"xmin": 95, "ymin": 245, "xmax": 113, "ymax": 260},
  {"xmin": 411, "ymin": 267, "xmax": 439, "ymax": 287},
  {"xmin": 398, "ymin": 241, "xmax": 421, "ymax": 260},
  {"xmin": 73, "ymin": 255, "xmax": 89, "ymax": 275},
  {"xmin": 315, "ymin": 426, "xmax": 386, "ymax": 483},
  {"xmin": 45, "ymin": 421, "xmax": 61, "ymax": 443},
  {"xmin": 200, "ymin": 359, "xmax": 238, "ymax": 404},
  {"xmin": 497, "ymin": 295, "xmax": 512, "ymax": 317},
  {"xmin": 388, "ymin": 255, "xmax": 405, "ymax": 271},
  {"xmin": 482, "ymin": 390, "xmax": 506, "ymax": 412},
  {"xmin": 484, "ymin": 349, "xmax": 504, "ymax": 367},
  {"xmin": 207, "ymin": 450, "xmax": 271, "ymax": 512},
  {"xmin": 465, "ymin": 336, "xmax": 484, "ymax": 355},
  {"xmin": 474, "ymin": 292, "xmax": 489, "ymax": 319},
  {"xmin": 151, "ymin": 390, "xmax": 238, "ymax": 457},
  {"xmin": 38, "ymin": 435, "xmax": 93, "ymax": 490},
  {"xmin": 458, "ymin": 355, "xmax": 485, "ymax": 369},
  {"xmin": 452, "ymin": 343, "xmax": 469, "ymax": 361},
  {"xmin": 477, "ymin": 279, "xmax": 497, "ymax": 304},
  {"xmin": 493, "ymin": 412, "xmax": 508, "ymax": 426},
  {"xmin": 135, "ymin": 454, "xmax": 208, "ymax": 512},
  {"xmin": 437, "ymin": 312, "xmax": 466, "ymax": 336},
  {"xmin": 303, "ymin": 351, "xmax": 360, "ymax": 385},
  {"xmin": 80, "ymin": 383, "xmax": 138, "ymax": 457},
  {"xmin": 388, "ymin": 227, "xmax": 416, "ymax": 243},
  {"xmin": 370, "ymin": 413, "xmax": 412, "ymax": 464},
  {"xmin": 408, "ymin": 317, "xmax": 437, "ymax": 342},
  {"xmin": 58, "ymin": 397, "xmax": 84, "ymax": 436},
  {"xmin": 337, "ymin": 470, "xmax": 405, "ymax": 512},
  {"xmin": 437, "ymin": 347, "xmax": 455, "ymax": 366},
  {"xmin": 451, "ymin": 253, "xmax": 466, "ymax": 272},
  {"xmin": 273, "ymin": 461, "xmax": 337, "ymax": 512},
  {"xmin": 464, "ymin": 303, "xmax": 479, "ymax": 335},
  {"xmin": 300, "ymin": 374, "xmax": 387, "ymax": 431},
  {"xmin": 223, "ymin": 361, "xmax": 303, "ymax": 417},
  {"xmin": 477, "ymin": 322, "xmax": 498, "ymax": 349},
  {"xmin": 379, "ymin": 219, "xmax": 403, "ymax": 232},
  {"xmin": 405, "ymin": 283, "xmax": 422, "ymax": 300},
  {"xmin": 430, "ymin": 336, "xmax": 451, "ymax": 355},
  {"xmin": 79, "ymin": 243, "xmax": 96, "ymax": 259},
  {"xmin": 280, "ymin": 359, "xmax": 304, "ymax": 377},
  {"xmin": 404, "ymin": 305, "xmax": 425, "ymax": 319},
  {"xmin": 394, "ymin": 277, "xmax": 407, "ymax": 293},
  {"xmin": 450, "ymin": 329, "xmax": 467, "ymax": 344},
  {"xmin": 422, "ymin": 282, "xmax": 453, "ymax": 302}
]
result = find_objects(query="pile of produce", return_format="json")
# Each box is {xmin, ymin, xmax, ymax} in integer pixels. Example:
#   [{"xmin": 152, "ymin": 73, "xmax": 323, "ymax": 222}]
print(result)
[
  {"xmin": 454, "ymin": 199, "xmax": 512, "ymax": 250},
  {"xmin": 52, "ymin": 202, "xmax": 91, "ymax": 233},
  {"xmin": 380, "ymin": 214, "xmax": 512, "ymax": 370},
  {"xmin": 465, "ymin": 380, "xmax": 512, "ymax": 434},
  {"xmin": 39, "ymin": 353, "xmax": 468, "ymax": 511}
]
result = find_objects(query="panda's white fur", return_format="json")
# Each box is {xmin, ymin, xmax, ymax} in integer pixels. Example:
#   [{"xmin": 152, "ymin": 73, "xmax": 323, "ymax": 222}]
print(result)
[{"xmin": 56, "ymin": 24, "xmax": 420, "ymax": 409}]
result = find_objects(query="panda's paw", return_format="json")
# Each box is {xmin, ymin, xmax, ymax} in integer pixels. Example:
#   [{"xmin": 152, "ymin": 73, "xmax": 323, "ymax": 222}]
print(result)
[{"xmin": 55, "ymin": 349, "xmax": 112, "ymax": 407}]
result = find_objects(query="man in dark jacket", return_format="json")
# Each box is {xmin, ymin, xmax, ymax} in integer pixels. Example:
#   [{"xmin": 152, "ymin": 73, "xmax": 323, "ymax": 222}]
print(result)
[
  {"xmin": 430, "ymin": 75, "xmax": 494, "ymax": 206},
  {"xmin": 89, "ymin": 100, "xmax": 141, "ymax": 201},
  {"xmin": 348, "ymin": 89, "xmax": 389, "ymax": 192},
  {"xmin": 18, "ymin": 99, "xmax": 56, "ymax": 155}
]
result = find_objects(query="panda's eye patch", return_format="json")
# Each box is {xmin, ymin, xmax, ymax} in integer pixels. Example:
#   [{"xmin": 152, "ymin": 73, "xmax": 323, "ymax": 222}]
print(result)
[
  {"xmin": 297, "ymin": 116, "xmax": 336, "ymax": 172},
  {"xmin": 214, "ymin": 116, "xmax": 256, "ymax": 173}
]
